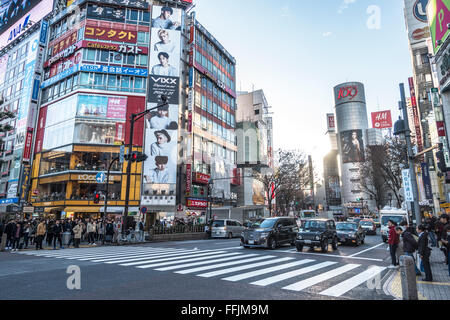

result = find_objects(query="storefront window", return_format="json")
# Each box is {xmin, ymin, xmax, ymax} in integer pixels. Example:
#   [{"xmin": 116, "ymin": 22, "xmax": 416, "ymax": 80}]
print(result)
[
  {"xmin": 40, "ymin": 150, "xmax": 71, "ymax": 176},
  {"xmin": 74, "ymin": 120, "xmax": 124, "ymax": 145},
  {"xmin": 37, "ymin": 182, "xmax": 66, "ymax": 202},
  {"xmin": 69, "ymin": 181, "xmax": 121, "ymax": 201},
  {"xmin": 72, "ymin": 151, "xmax": 122, "ymax": 172}
]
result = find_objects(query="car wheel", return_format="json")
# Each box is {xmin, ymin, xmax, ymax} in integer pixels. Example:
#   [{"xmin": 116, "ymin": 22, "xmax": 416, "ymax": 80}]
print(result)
[
  {"xmin": 356, "ymin": 238, "xmax": 361, "ymax": 246},
  {"xmin": 332, "ymin": 238, "xmax": 338, "ymax": 250},
  {"xmin": 296, "ymin": 244, "xmax": 303, "ymax": 252},
  {"xmin": 321, "ymin": 241, "xmax": 328, "ymax": 253},
  {"xmin": 361, "ymin": 237, "xmax": 365, "ymax": 244},
  {"xmin": 290, "ymin": 240, "xmax": 296, "ymax": 246},
  {"xmin": 228, "ymin": 232, "xmax": 233, "ymax": 239},
  {"xmin": 268, "ymin": 237, "xmax": 277, "ymax": 250}
]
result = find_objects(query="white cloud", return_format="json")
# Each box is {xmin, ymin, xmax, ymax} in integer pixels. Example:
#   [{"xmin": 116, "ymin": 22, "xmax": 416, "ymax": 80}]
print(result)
[
  {"xmin": 338, "ymin": 0, "xmax": 357, "ymax": 14},
  {"xmin": 322, "ymin": 31, "xmax": 332, "ymax": 37}
]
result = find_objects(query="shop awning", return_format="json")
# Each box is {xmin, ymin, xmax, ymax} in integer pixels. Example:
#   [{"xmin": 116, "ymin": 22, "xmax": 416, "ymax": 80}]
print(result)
[
  {"xmin": 64, "ymin": 207, "xmax": 100, "ymax": 213},
  {"xmin": 44, "ymin": 207, "xmax": 64, "ymax": 213}
]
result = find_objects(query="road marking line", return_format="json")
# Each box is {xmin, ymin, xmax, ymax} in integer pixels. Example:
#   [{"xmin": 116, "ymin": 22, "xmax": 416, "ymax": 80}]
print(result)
[
  {"xmin": 174, "ymin": 256, "xmax": 276, "ymax": 274},
  {"xmin": 319, "ymin": 266, "xmax": 386, "ymax": 297},
  {"xmin": 127, "ymin": 252, "xmax": 239, "ymax": 268},
  {"xmin": 199, "ymin": 257, "xmax": 294, "ymax": 278},
  {"xmin": 93, "ymin": 249, "xmax": 204, "ymax": 263},
  {"xmin": 282, "ymin": 264, "xmax": 360, "ymax": 292},
  {"xmin": 155, "ymin": 254, "xmax": 259, "ymax": 271},
  {"xmin": 348, "ymin": 243, "xmax": 385, "ymax": 257},
  {"xmin": 222, "ymin": 259, "xmax": 315, "ymax": 282},
  {"xmin": 250, "ymin": 261, "xmax": 338, "ymax": 286},
  {"xmin": 417, "ymin": 281, "xmax": 450, "ymax": 286},
  {"xmin": 281, "ymin": 251, "xmax": 383, "ymax": 262},
  {"xmin": 23, "ymin": 248, "xmax": 170, "ymax": 259}
]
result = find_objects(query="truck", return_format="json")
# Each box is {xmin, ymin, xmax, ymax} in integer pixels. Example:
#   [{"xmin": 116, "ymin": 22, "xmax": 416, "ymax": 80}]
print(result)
[{"xmin": 379, "ymin": 208, "xmax": 409, "ymax": 242}]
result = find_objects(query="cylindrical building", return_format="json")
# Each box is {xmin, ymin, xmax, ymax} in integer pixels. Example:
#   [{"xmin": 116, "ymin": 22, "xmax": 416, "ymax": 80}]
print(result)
[{"xmin": 334, "ymin": 82, "xmax": 369, "ymax": 212}]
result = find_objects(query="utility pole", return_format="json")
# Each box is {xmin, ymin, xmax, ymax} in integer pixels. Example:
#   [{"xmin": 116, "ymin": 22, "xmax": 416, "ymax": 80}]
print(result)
[
  {"xmin": 399, "ymin": 83, "xmax": 422, "ymax": 225},
  {"xmin": 308, "ymin": 155, "xmax": 315, "ymax": 211}
]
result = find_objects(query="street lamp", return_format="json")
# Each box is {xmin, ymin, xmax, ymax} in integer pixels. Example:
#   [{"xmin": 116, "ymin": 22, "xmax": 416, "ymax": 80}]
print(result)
[
  {"xmin": 122, "ymin": 95, "xmax": 168, "ymax": 236},
  {"xmin": 393, "ymin": 83, "xmax": 422, "ymax": 225}
]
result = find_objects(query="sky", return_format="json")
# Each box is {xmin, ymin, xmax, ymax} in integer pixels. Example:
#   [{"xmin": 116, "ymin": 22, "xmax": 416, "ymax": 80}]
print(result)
[{"xmin": 191, "ymin": 0, "xmax": 414, "ymax": 177}]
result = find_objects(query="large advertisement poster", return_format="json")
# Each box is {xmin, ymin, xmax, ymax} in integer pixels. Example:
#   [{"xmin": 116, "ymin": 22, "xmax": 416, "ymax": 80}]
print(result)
[
  {"xmin": 340, "ymin": 130, "xmax": 365, "ymax": 163},
  {"xmin": 428, "ymin": 0, "xmax": 450, "ymax": 54},
  {"xmin": 404, "ymin": 0, "xmax": 430, "ymax": 45},
  {"xmin": 143, "ymin": 5, "xmax": 182, "ymax": 193}
]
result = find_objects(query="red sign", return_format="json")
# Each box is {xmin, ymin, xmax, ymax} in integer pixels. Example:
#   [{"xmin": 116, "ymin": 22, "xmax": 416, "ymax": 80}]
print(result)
[
  {"xmin": 193, "ymin": 172, "xmax": 210, "ymax": 185},
  {"xmin": 408, "ymin": 77, "xmax": 423, "ymax": 154},
  {"xmin": 371, "ymin": 110, "xmax": 392, "ymax": 129},
  {"xmin": 82, "ymin": 40, "xmax": 148, "ymax": 54},
  {"xmin": 51, "ymin": 30, "xmax": 78, "ymax": 56},
  {"xmin": 337, "ymin": 85, "xmax": 358, "ymax": 100},
  {"xmin": 85, "ymin": 27, "xmax": 137, "ymax": 44},
  {"xmin": 107, "ymin": 97, "xmax": 127, "ymax": 119},
  {"xmin": 231, "ymin": 167, "xmax": 241, "ymax": 186},
  {"xmin": 186, "ymin": 164, "xmax": 192, "ymax": 194},
  {"xmin": 187, "ymin": 199, "xmax": 208, "ymax": 208},
  {"xmin": 187, "ymin": 112, "xmax": 192, "ymax": 133},
  {"xmin": 22, "ymin": 128, "xmax": 34, "ymax": 162},
  {"xmin": 327, "ymin": 114, "xmax": 335, "ymax": 130},
  {"xmin": 436, "ymin": 121, "xmax": 446, "ymax": 137},
  {"xmin": 48, "ymin": 50, "xmax": 82, "ymax": 79}
]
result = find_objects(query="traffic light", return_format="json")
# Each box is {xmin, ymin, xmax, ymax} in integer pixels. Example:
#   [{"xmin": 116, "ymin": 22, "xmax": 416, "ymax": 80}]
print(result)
[
  {"xmin": 93, "ymin": 192, "xmax": 100, "ymax": 204},
  {"xmin": 125, "ymin": 152, "xmax": 148, "ymax": 163}
]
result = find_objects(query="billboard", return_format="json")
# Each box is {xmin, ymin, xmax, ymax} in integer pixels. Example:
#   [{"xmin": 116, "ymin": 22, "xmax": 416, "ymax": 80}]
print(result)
[
  {"xmin": 371, "ymin": 110, "xmax": 392, "ymax": 129},
  {"xmin": 404, "ymin": 0, "xmax": 430, "ymax": 45},
  {"xmin": 428, "ymin": 0, "xmax": 450, "ymax": 54},
  {"xmin": 327, "ymin": 113, "xmax": 335, "ymax": 131},
  {"xmin": 340, "ymin": 130, "xmax": 365, "ymax": 163},
  {"xmin": 142, "ymin": 5, "xmax": 183, "ymax": 195},
  {"xmin": 334, "ymin": 82, "xmax": 366, "ymax": 106},
  {"xmin": 0, "ymin": 0, "xmax": 54, "ymax": 48}
]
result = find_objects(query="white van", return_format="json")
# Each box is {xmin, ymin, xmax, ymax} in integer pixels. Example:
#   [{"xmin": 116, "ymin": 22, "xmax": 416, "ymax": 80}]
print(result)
[{"xmin": 379, "ymin": 208, "xmax": 409, "ymax": 242}]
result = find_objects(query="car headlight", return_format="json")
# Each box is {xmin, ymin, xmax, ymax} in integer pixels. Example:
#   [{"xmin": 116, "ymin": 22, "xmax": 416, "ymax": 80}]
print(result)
[
  {"xmin": 315, "ymin": 235, "xmax": 320, "ymax": 240},
  {"xmin": 297, "ymin": 235, "xmax": 303, "ymax": 240},
  {"xmin": 260, "ymin": 232, "xmax": 269, "ymax": 238},
  {"xmin": 350, "ymin": 233, "xmax": 357, "ymax": 238}
]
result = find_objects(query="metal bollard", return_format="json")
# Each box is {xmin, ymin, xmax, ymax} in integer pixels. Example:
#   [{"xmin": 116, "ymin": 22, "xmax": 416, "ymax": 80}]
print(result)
[{"xmin": 399, "ymin": 255, "xmax": 418, "ymax": 300}]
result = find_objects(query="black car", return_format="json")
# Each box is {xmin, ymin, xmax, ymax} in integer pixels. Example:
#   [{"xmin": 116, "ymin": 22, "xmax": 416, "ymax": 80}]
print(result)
[
  {"xmin": 336, "ymin": 222, "xmax": 365, "ymax": 246},
  {"xmin": 295, "ymin": 219, "xmax": 338, "ymax": 253},
  {"xmin": 241, "ymin": 217, "xmax": 298, "ymax": 249}
]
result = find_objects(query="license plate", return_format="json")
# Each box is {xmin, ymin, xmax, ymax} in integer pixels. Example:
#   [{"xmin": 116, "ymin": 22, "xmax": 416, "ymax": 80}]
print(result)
[
  {"xmin": 304, "ymin": 240, "xmax": 312, "ymax": 244},
  {"xmin": 248, "ymin": 240, "xmax": 254, "ymax": 245}
]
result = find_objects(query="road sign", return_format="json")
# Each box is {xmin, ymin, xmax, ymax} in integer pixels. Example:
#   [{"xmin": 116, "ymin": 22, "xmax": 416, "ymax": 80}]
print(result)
[
  {"xmin": 96, "ymin": 172, "xmax": 106, "ymax": 183},
  {"xmin": 141, "ymin": 207, "xmax": 147, "ymax": 214},
  {"xmin": 120, "ymin": 145, "xmax": 125, "ymax": 164}
]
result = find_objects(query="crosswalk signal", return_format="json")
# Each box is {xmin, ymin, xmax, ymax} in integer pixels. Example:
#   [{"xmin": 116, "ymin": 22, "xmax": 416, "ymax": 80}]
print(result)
[{"xmin": 94, "ymin": 192, "xmax": 100, "ymax": 204}]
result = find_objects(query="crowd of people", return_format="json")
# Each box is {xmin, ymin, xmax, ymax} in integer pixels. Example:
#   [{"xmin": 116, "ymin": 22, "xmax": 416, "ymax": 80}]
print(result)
[
  {"xmin": 0, "ymin": 217, "xmax": 146, "ymax": 251},
  {"xmin": 387, "ymin": 213, "xmax": 450, "ymax": 280}
]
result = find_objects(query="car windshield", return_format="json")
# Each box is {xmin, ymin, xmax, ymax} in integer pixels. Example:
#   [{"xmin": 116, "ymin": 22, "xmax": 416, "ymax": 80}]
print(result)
[
  {"xmin": 360, "ymin": 221, "xmax": 373, "ymax": 226},
  {"xmin": 257, "ymin": 219, "xmax": 277, "ymax": 228},
  {"xmin": 336, "ymin": 223, "xmax": 357, "ymax": 230},
  {"xmin": 381, "ymin": 216, "xmax": 405, "ymax": 226},
  {"xmin": 302, "ymin": 220, "xmax": 326, "ymax": 230},
  {"xmin": 212, "ymin": 221, "xmax": 225, "ymax": 227}
]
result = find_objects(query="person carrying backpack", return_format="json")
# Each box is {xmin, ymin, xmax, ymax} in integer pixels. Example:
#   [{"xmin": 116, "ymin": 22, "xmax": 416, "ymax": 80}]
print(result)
[{"xmin": 396, "ymin": 226, "xmax": 421, "ymax": 276}]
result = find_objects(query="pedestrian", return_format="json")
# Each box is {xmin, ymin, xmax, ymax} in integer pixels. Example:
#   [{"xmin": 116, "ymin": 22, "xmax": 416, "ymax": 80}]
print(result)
[
  {"xmin": 105, "ymin": 219, "xmax": 114, "ymax": 243},
  {"xmin": 428, "ymin": 216, "xmax": 438, "ymax": 247},
  {"xmin": 417, "ymin": 224, "xmax": 433, "ymax": 281},
  {"xmin": 72, "ymin": 221, "xmax": 83, "ymax": 248},
  {"xmin": 138, "ymin": 218, "xmax": 145, "ymax": 242},
  {"xmin": 52, "ymin": 220, "xmax": 63, "ymax": 250},
  {"xmin": 11, "ymin": 221, "xmax": 22, "ymax": 252},
  {"xmin": 29, "ymin": 221, "xmax": 36, "ymax": 246},
  {"xmin": 87, "ymin": 219, "xmax": 96, "ymax": 245},
  {"xmin": 4, "ymin": 220, "xmax": 15, "ymax": 250},
  {"xmin": 35, "ymin": 220, "xmax": 46, "ymax": 250},
  {"xmin": 0, "ymin": 219, "xmax": 4, "ymax": 240},
  {"xmin": 388, "ymin": 220, "xmax": 400, "ymax": 268},
  {"xmin": 396, "ymin": 226, "xmax": 421, "ymax": 276},
  {"xmin": 441, "ymin": 225, "xmax": 450, "ymax": 276},
  {"xmin": 46, "ymin": 220, "xmax": 54, "ymax": 246},
  {"xmin": 23, "ymin": 222, "xmax": 30, "ymax": 249},
  {"xmin": 436, "ymin": 214, "xmax": 449, "ymax": 265}
]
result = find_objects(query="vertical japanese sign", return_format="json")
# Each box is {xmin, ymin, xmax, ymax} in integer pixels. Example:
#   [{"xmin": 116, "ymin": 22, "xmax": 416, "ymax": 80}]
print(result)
[
  {"xmin": 186, "ymin": 164, "xmax": 192, "ymax": 194},
  {"xmin": 142, "ymin": 5, "xmax": 183, "ymax": 194},
  {"xmin": 402, "ymin": 169, "xmax": 415, "ymax": 202},
  {"xmin": 421, "ymin": 163, "xmax": 433, "ymax": 200},
  {"xmin": 408, "ymin": 77, "xmax": 424, "ymax": 155}
]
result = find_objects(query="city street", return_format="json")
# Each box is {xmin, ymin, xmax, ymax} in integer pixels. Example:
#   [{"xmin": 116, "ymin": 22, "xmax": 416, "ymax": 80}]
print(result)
[{"xmin": 0, "ymin": 232, "xmax": 394, "ymax": 300}]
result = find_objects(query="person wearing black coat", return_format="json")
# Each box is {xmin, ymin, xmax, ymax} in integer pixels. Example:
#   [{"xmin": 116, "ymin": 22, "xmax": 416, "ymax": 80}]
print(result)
[
  {"xmin": 105, "ymin": 220, "xmax": 114, "ymax": 243},
  {"xmin": 52, "ymin": 220, "xmax": 63, "ymax": 250},
  {"xmin": 396, "ymin": 227, "xmax": 421, "ymax": 276},
  {"xmin": 11, "ymin": 221, "xmax": 23, "ymax": 251},
  {"xmin": 417, "ymin": 225, "xmax": 433, "ymax": 282},
  {"xmin": 4, "ymin": 220, "xmax": 16, "ymax": 250},
  {"xmin": 0, "ymin": 220, "xmax": 4, "ymax": 239}
]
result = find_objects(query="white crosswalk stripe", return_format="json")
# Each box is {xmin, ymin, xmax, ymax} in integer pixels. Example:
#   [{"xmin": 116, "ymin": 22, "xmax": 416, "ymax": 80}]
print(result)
[{"xmin": 17, "ymin": 246, "xmax": 387, "ymax": 297}]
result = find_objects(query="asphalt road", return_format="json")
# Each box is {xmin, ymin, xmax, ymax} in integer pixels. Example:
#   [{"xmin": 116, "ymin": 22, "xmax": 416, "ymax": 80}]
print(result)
[{"xmin": 0, "ymin": 230, "xmax": 394, "ymax": 300}]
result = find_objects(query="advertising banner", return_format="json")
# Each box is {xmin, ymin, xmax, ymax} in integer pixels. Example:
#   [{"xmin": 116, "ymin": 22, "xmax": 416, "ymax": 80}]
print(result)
[
  {"xmin": 143, "ymin": 5, "xmax": 183, "ymax": 196},
  {"xmin": 48, "ymin": 50, "xmax": 82, "ymax": 78},
  {"xmin": 186, "ymin": 198, "xmax": 208, "ymax": 209},
  {"xmin": 334, "ymin": 82, "xmax": 366, "ymax": 106},
  {"xmin": 371, "ymin": 110, "xmax": 392, "ymax": 129},
  {"xmin": 421, "ymin": 163, "xmax": 433, "ymax": 200},
  {"xmin": 85, "ymin": 26, "xmax": 137, "ymax": 43},
  {"xmin": 50, "ymin": 30, "xmax": 78, "ymax": 56},
  {"xmin": 408, "ymin": 77, "xmax": 424, "ymax": 154},
  {"xmin": 107, "ymin": 97, "xmax": 127, "ymax": 119},
  {"xmin": 80, "ymin": 64, "xmax": 148, "ymax": 76},
  {"xmin": 327, "ymin": 113, "xmax": 335, "ymax": 131},
  {"xmin": 339, "ymin": 130, "xmax": 365, "ymax": 163},
  {"xmin": 81, "ymin": 40, "xmax": 148, "ymax": 55},
  {"xmin": 85, "ymin": 0, "xmax": 149, "ymax": 9},
  {"xmin": 402, "ymin": 169, "xmax": 415, "ymax": 202},
  {"xmin": 186, "ymin": 164, "xmax": 192, "ymax": 194},
  {"xmin": 437, "ymin": 121, "xmax": 447, "ymax": 136},
  {"xmin": 428, "ymin": 0, "xmax": 450, "ymax": 54},
  {"xmin": 77, "ymin": 95, "xmax": 108, "ymax": 117},
  {"xmin": 404, "ymin": 0, "xmax": 430, "ymax": 45},
  {"xmin": 87, "ymin": 4, "xmax": 125, "ymax": 23}
]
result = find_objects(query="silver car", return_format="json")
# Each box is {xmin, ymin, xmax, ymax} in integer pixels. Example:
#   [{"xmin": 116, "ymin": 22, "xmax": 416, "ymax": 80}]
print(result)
[{"xmin": 211, "ymin": 219, "xmax": 245, "ymax": 239}]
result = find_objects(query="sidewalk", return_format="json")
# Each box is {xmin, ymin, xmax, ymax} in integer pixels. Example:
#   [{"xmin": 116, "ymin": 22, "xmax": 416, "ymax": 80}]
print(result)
[{"xmin": 385, "ymin": 248, "xmax": 450, "ymax": 300}]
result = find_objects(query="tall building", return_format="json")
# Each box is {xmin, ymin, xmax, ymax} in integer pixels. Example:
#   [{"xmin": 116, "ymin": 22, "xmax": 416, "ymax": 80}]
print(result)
[
  {"xmin": 404, "ymin": 0, "xmax": 445, "ymax": 214},
  {"xmin": 233, "ymin": 89, "xmax": 273, "ymax": 220},
  {"xmin": 29, "ymin": 0, "xmax": 152, "ymax": 220},
  {"xmin": 0, "ymin": 0, "xmax": 54, "ymax": 217}
]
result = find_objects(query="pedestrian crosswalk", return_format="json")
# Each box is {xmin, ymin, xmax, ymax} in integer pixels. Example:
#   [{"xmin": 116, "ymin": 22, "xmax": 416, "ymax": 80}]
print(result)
[{"xmin": 16, "ymin": 246, "xmax": 386, "ymax": 298}]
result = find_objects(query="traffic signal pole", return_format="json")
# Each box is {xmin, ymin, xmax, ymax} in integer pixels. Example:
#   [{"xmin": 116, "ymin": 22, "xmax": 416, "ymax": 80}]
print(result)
[{"xmin": 122, "ymin": 96, "xmax": 168, "ymax": 237}]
